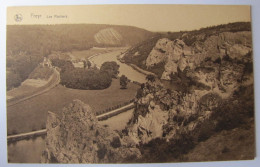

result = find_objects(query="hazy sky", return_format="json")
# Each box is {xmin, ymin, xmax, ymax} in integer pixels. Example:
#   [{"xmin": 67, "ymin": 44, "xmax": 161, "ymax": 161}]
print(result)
[{"xmin": 7, "ymin": 5, "xmax": 251, "ymax": 32}]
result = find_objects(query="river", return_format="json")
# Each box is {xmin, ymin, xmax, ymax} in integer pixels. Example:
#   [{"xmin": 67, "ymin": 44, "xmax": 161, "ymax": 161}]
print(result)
[
  {"xmin": 8, "ymin": 109, "xmax": 134, "ymax": 163},
  {"xmin": 8, "ymin": 136, "xmax": 46, "ymax": 163},
  {"xmin": 8, "ymin": 48, "xmax": 141, "ymax": 163},
  {"xmin": 90, "ymin": 49, "xmax": 147, "ymax": 83}
]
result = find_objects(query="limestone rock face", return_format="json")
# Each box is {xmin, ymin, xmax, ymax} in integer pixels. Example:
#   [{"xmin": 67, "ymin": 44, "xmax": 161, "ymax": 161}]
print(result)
[
  {"xmin": 126, "ymin": 82, "xmax": 221, "ymax": 145},
  {"xmin": 128, "ymin": 100, "xmax": 169, "ymax": 144},
  {"xmin": 42, "ymin": 99, "xmax": 140, "ymax": 163},
  {"xmin": 145, "ymin": 38, "xmax": 170, "ymax": 67},
  {"xmin": 146, "ymin": 32, "xmax": 252, "ymax": 82},
  {"xmin": 144, "ymin": 31, "xmax": 252, "ymax": 98},
  {"xmin": 146, "ymin": 38, "xmax": 193, "ymax": 80}
]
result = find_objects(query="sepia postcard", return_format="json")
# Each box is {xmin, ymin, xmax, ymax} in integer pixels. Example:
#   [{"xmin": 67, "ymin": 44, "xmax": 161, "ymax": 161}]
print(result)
[{"xmin": 6, "ymin": 4, "xmax": 255, "ymax": 164}]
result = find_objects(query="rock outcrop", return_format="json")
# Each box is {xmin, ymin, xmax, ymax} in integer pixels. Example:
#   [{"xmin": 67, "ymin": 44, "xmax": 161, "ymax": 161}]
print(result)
[
  {"xmin": 145, "ymin": 31, "xmax": 252, "ymax": 97},
  {"xmin": 42, "ymin": 99, "xmax": 140, "ymax": 163},
  {"xmin": 42, "ymin": 25, "xmax": 254, "ymax": 163},
  {"xmin": 125, "ymin": 81, "xmax": 222, "ymax": 145}
]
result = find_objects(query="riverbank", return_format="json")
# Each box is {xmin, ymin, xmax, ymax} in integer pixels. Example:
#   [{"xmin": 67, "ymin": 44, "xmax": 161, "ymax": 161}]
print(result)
[
  {"xmin": 8, "ymin": 108, "xmax": 135, "ymax": 163},
  {"xmin": 90, "ymin": 49, "xmax": 147, "ymax": 83},
  {"xmin": 7, "ymin": 102, "xmax": 135, "ymax": 142},
  {"xmin": 7, "ymin": 79, "xmax": 139, "ymax": 135}
]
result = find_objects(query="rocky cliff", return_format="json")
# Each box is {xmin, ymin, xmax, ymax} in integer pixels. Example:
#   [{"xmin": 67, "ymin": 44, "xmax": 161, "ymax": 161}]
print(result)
[
  {"xmin": 125, "ymin": 81, "xmax": 218, "ymax": 144},
  {"xmin": 146, "ymin": 32, "xmax": 251, "ymax": 77},
  {"xmin": 121, "ymin": 25, "xmax": 254, "ymax": 161},
  {"xmin": 42, "ymin": 100, "xmax": 140, "ymax": 163},
  {"xmin": 42, "ymin": 22, "xmax": 254, "ymax": 163},
  {"xmin": 145, "ymin": 31, "xmax": 253, "ymax": 97},
  {"xmin": 123, "ymin": 77, "xmax": 254, "ymax": 162}
]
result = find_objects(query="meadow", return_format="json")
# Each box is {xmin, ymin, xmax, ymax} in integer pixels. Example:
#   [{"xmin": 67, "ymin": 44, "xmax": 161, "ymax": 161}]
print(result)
[{"xmin": 7, "ymin": 79, "xmax": 139, "ymax": 135}]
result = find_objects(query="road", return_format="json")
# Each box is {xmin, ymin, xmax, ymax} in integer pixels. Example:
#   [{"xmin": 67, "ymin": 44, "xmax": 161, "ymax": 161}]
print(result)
[
  {"xmin": 96, "ymin": 102, "xmax": 134, "ymax": 119},
  {"xmin": 7, "ymin": 67, "xmax": 60, "ymax": 107},
  {"xmin": 7, "ymin": 102, "xmax": 134, "ymax": 141}
]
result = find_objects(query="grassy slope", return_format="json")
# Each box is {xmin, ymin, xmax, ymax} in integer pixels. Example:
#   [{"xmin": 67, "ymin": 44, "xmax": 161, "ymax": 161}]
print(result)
[
  {"xmin": 7, "ymin": 79, "xmax": 139, "ymax": 134},
  {"xmin": 183, "ymin": 119, "xmax": 255, "ymax": 161}
]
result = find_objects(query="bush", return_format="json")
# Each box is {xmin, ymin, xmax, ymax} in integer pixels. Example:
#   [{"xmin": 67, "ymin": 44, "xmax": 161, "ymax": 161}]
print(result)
[
  {"xmin": 110, "ymin": 136, "xmax": 121, "ymax": 148},
  {"xmin": 139, "ymin": 135, "xmax": 195, "ymax": 163},
  {"xmin": 199, "ymin": 93, "xmax": 222, "ymax": 112},
  {"xmin": 97, "ymin": 144, "xmax": 107, "ymax": 159},
  {"xmin": 120, "ymin": 75, "xmax": 128, "ymax": 89}
]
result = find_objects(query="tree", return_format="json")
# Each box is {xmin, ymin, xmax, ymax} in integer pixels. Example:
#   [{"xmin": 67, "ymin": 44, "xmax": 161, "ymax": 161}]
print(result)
[
  {"xmin": 146, "ymin": 74, "xmax": 155, "ymax": 82},
  {"xmin": 100, "ymin": 61, "xmax": 119, "ymax": 78},
  {"xmin": 6, "ymin": 71, "xmax": 22, "ymax": 90},
  {"xmin": 87, "ymin": 60, "xmax": 91, "ymax": 69},
  {"xmin": 84, "ymin": 60, "xmax": 92, "ymax": 69},
  {"xmin": 120, "ymin": 75, "xmax": 128, "ymax": 89},
  {"xmin": 83, "ymin": 60, "xmax": 87, "ymax": 69}
]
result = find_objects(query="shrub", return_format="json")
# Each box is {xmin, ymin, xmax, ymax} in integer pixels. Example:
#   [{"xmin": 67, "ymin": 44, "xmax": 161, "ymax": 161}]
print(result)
[
  {"xmin": 146, "ymin": 74, "xmax": 156, "ymax": 82},
  {"xmin": 97, "ymin": 144, "xmax": 107, "ymax": 159},
  {"xmin": 120, "ymin": 75, "xmax": 128, "ymax": 89},
  {"xmin": 110, "ymin": 136, "xmax": 121, "ymax": 148},
  {"xmin": 199, "ymin": 93, "xmax": 222, "ymax": 112},
  {"xmin": 139, "ymin": 135, "xmax": 195, "ymax": 163},
  {"xmin": 213, "ymin": 100, "xmax": 244, "ymax": 132}
]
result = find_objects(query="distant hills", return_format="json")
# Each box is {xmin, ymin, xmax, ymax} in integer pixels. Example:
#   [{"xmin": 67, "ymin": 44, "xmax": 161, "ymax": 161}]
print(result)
[
  {"xmin": 6, "ymin": 24, "xmax": 154, "ymax": 90},
  {"xmin": 7, "ymin": 24, "xmax": 154, "ymax": 54}
]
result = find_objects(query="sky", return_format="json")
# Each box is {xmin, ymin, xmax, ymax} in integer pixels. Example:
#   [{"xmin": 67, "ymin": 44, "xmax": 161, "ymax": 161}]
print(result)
[{"xmin": 7, "ymin": 4, "xmax": 251, "ymax": 32}]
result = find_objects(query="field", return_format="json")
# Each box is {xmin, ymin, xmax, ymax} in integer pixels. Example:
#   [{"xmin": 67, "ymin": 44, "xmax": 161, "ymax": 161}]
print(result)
[{"xmin": 7, "ymin": 79, "xmax": 139, "ymax": 134}]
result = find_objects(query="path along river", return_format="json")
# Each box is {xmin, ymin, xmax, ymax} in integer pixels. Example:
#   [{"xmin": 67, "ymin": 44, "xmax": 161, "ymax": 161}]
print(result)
[{"xmin": 8, "ymin": 48, "xmax": 145, "ymax": 163}]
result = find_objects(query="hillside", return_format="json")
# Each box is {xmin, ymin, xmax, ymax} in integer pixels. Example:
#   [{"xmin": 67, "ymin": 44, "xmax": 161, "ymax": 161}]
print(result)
[
  {"xmin": 6, "ymin": 24, "xmax": 153, "ymax": 90},
  {"xmin": 42, "ymin": 21, "xmax": 255, "ymax": 163},
  {"xmin": 123, "ymin": 22, "xmax": 251, "ymax": 77},
  {"xmin": 7, "ymin": 24, "xmax": 153, "ymax": 53}
]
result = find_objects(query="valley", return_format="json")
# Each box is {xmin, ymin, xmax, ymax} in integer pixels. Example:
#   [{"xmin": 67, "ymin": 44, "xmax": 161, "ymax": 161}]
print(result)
[{"xmin": 6, "ymin": 21, "xmax": 255, "ymax": 164}]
